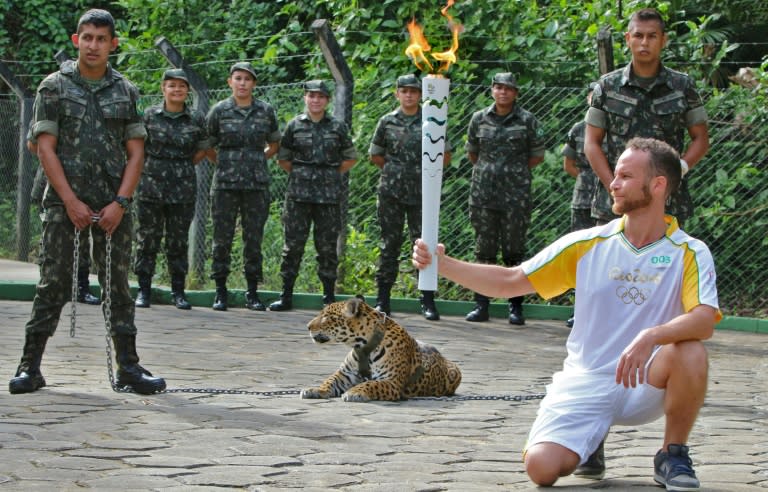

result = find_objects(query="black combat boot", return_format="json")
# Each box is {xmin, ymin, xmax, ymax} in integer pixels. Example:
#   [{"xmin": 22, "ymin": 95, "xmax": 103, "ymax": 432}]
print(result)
[
  {"xmin": 466, "ymin": 294, "xmax": 490, "ymax": 322},
  {"xmin": 374, "ymin": 282, "xmax": 392, "ymax": 315},
  {"xmin": 9, "ymin": 333, "xmax": 49, "ymax": 394},
  {"xmin": 134, "ymin": 274, "xmax": 152, "ymax": 308},
  {"xmin": 245, "ymin": 279, "xmax": 266, "ymax": 311},
  {"xmin": 269, "ymin": 285, "xmax": 293, "ymax": 311},
  {"xmin": 171, "ymin": 275, "xmax": 191, "ymax": 310},
  {"xmin": 112, "ymin": 334, "xmax": 166, "ymax": 394},
  {"xmin": 212, "ymin": 278, "xmax": 228, "ymax": 311},
  {"xmin": 420, "ymin": 290, "xmax": 440, "ymax": 321},
  {"xmin": 321, "ymin": 279, "xmax": 336, "ymax": 306},
  {"xmin": 508, "ymin": 296, "xmax": 526, "ymax": 325},
  {"xmin": 77, "ymin": 267, "xmax": 100, "ymax": 305}
]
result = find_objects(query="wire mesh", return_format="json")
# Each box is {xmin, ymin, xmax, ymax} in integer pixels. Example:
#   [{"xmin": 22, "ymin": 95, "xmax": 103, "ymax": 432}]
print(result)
[{"xmin": 0, "ymin": 81, "xmax": 765, "ymax": 317}]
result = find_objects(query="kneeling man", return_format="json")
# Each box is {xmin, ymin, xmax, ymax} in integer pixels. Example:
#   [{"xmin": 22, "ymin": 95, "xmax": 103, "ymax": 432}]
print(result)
[{"xmin": 412, "ymin": 137, "xmax": 720, "ymax": 490}]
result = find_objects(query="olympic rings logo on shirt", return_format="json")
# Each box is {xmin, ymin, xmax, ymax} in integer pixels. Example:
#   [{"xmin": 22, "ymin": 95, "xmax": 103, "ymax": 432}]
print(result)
[{"xmin": 615, "ymin": 285, "xmax": 647, "ymax": 305}]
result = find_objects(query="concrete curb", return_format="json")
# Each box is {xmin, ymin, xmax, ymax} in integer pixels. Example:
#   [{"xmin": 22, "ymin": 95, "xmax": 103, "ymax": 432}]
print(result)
[{"xmin": 1, "ymin": 280, "xmax": 764, "ymax": 333}]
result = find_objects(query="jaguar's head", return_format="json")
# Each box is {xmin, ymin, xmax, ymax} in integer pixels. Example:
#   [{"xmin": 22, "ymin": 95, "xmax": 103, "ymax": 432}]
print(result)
[{"xmin": 306, "ymin": 296, "xmax": 382, "ymax": 348}]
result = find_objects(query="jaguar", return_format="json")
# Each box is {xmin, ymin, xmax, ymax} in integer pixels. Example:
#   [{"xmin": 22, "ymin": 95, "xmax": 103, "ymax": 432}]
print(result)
[{"xmin": 301, "ymin": 296, "xmax": 462, "ymax": 402}]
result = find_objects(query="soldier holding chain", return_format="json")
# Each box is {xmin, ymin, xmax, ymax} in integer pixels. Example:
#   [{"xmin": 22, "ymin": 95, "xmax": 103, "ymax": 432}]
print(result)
[{"xmin": 10, "ymin": 9, "xmax": 165, "ymax": 395}]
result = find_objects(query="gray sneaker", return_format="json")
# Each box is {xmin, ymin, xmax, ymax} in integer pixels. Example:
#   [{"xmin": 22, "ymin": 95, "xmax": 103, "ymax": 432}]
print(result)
[
  {"xmin": 574, "ymin": 439, "xmax": 605, "ymax": 479},
  {"xmin": 653, "ymin": 444, "xmax": 700, "ymax": 491}
]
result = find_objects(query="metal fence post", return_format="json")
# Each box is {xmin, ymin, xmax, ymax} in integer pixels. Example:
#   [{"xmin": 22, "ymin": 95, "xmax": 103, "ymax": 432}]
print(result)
[
  {"xmin": 154, "ymin": 36, "xmax": 212, "ymax": 286},
  {"xmin": 597, "ymin": 27, "xmax": 615, "ymax": 75},
  {"xmin": 0, "ymin": 60, "xmax": 34, "ymax": 261},
  {"xmin": 311, "ymin": 19, "xmax": 354, "ymax": 289}
]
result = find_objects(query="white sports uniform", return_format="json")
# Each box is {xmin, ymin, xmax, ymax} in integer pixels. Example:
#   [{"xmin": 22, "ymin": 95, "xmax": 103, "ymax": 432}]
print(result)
[{"xmin": 521, "ymin": 215, "xmax": 721, "ymax": 462}]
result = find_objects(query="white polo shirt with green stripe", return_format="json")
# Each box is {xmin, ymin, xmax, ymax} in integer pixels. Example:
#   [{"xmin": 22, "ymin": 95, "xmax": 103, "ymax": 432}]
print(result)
[{"xmin": 521, "ymin": 215, "xmax": 721, "ymax": 375}]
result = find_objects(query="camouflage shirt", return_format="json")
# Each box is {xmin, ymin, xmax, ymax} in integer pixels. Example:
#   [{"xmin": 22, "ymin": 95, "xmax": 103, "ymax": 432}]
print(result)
[
  {"xmin": 206, "ymin": 96, "xmax": 280, "ymax": 191},
  {"xmin": 278, "ymin": 112, "xmax": 357, "ymax": 204},
  {"xmin": 585, "ymin": 63, "xmax": 707, "ymax": 221},
  {"xmin": 30, "ymin": 60, "xmax": 146, "ymax": 209},
  {"xmin": 466, "ymin": 103, "xmax": 546, "ymax": 211},
  {"xmin": 562, "ymin": 120, "xmax": 599, "ymax": 210},
  {"xmin": 369, "ymin": 107, "xmax": 451, "ymax": 205},
  {"xmin": 139, "ymin": 104, "xmax": 209, "ymax": 203}
]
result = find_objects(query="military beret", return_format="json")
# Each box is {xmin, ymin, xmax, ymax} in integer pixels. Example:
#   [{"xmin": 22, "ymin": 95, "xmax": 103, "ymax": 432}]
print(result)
[
  {"xmin": 396, "ymin": 74, "xmax": 421, "ymax": 89},
  {"xmin": 162, "ymin": 68, "xmax": 189, "ymax": 84},
  {"xmin": 304, "ymin": 80, "xmax": 331, "ymax": 97},
  {"xmin": 229, "ymin": 61, "xmax": 257, "ymax": 80},
  {"xmin": 491, "ymin": 72, "xmax": 518, "ymax": 89}
]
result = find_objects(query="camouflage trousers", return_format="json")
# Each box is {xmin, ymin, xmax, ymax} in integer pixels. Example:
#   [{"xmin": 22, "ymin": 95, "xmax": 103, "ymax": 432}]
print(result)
[
  {"xmin": 469, "ymin": 205, "xmax": 529, "ymax": 266},
  {"xmin": 571, "ymin": 208, "xmax": 597, "ymax": 232},
  {"xmin": 26, "ymin": 206, "xmax": 136, "ymax": 337},
  {"xmin": 279, "ymin": 200, "xmax": 341, "ymax": 286},
  {"xmin": 375, "ymin": 195, "xmax": 421, "ymax": 286},
  {"xmin": 37, "ymin": 208, "xmax": 94, "ymax": 278},
  {"xmin": 134, "ymin": 201, "xmax": 194, "ymax": 278},
  {"xmin": 210, "ymin": 189, "xmax": 270, "ymax": 282}
]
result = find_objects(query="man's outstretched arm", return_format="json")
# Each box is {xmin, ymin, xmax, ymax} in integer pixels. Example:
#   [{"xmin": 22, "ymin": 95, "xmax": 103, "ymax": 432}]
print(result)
[{"xmin": 412, "ymin": 239, "xmax": 536, "ymax": 299}]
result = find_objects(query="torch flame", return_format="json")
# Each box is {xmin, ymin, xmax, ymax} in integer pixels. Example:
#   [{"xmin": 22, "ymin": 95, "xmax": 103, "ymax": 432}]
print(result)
[
  {"xmin": 404, "ymin": 0, "xmax": 461, "ymax": 74},
  {"xmin": 405, "ymin": 18, "xmax": 433, "ymax": 72}
]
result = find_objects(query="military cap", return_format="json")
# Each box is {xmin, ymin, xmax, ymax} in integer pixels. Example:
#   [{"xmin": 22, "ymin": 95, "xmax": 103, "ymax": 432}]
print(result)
[
  {"xmin": 491, "ymin": 72, "xmax": 518, "ymax": 89},
  {"xmin": 229, "ymin": 61, "xmax": 257, "ymax": 80},
  {"xmin": 396, "ymin": 74, "xmax": 421, "ymax": 89},
  {"xmin": 588, "ymin": 81, "xmax": 599, "ymax": 93},
  {"xmin": 162, "ymin": 68, "xmax": 189, "ymax": 84},
  {"xmin": 304, "ymin": 80, "xmax": 331, "ymax": 97}
]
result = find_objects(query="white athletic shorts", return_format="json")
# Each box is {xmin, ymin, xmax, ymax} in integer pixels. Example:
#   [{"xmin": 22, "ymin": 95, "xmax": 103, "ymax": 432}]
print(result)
[{"xmin": 525, "ymin": 349, "xmax": 665, "ymax": 464}]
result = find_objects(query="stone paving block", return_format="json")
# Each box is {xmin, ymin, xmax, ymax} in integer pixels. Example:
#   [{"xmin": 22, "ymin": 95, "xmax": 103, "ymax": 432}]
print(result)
[{"xmin": 1, "ymin": 300, "xmax": 767, "ymax": 490}]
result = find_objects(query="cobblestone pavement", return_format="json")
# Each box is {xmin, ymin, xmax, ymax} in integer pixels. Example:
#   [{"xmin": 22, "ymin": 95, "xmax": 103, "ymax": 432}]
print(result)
[{"xmin": 1, "ymin": 299, "xmax": 766, "ymax": 491}]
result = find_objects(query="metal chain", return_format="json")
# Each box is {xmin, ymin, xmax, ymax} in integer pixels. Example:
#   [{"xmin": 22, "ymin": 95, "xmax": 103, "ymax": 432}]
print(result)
[
  {"xmin": 411, "ymin": 393, "xmax": 546, "ymax": 402},
  {"xmin": 69, "ymin": 228, "xmax": 81, "ymax": 337},
  {"xmin": 101, "ymin": 233, "xmax": 125, "ymax": 392},
  {"xmin": 163, "ymin": 388, "xmax": 302, "ymax": 396},
  {"xmin": 158, "ymin": 389, "xmax": 545, "ymax": 401},
  {"xmin": 77, "ymin": 228, "xmax": 545, "ymax": 401}
]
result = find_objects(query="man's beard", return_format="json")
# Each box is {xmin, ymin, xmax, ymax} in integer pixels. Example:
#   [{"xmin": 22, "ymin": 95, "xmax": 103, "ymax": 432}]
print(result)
[{"xmin": 612, "ymin": 182, "xmax": 652, "ymax": 215}]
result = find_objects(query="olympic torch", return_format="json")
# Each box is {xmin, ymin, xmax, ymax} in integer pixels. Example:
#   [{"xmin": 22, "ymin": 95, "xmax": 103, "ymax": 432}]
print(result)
[
  {"xmin": 419, "ymin": 76, "xmax": 449, "ymax": 290},
  {"xmin": 404, "ymin": 1, "xmax": 461, "ymax": 291}
]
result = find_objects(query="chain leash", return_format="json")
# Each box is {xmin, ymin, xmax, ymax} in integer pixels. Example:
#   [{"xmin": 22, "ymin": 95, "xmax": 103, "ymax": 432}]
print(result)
[
  {"xmin": 101, "ymin": 233, "xmax": 127, "ymax": 392},
  {"xmin": 72, "ymin": 228, "xmax": 545, "ymax": 401},
  {"xmin": 157, "ymin": 389, "xmax": 544, "ymax": 401},
  {"xmin": 70, "ymin": 228, "xmax": 81, "ymax": 337}
]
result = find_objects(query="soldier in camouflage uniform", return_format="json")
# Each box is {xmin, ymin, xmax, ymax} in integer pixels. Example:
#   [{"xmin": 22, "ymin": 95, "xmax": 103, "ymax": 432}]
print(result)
[
  {"xmin": 585, "ymin": 7, "xmax": 709, "ymax": 226},
  {"xmin": 464, "ymin": 72, "xmax": 545, "ymax": 325},
  {"xmin": 9, "ymin": 9, "xmax": 165, "ymax": 395},
  {"xmin": 269, "ymin": 80, "xmax": 357, "ymax": 312},
  {"xmin": 563, "ymin": 83, "xmax": 600, "ymax": 233},
  {"xmin": 561, "ymin": 83, "xmax": 600, "ymax": 329},
  {"xmin": 133, "ymin": 69, "xmax": 210, "ymax": 310},
  {"xmin": 206, "ymin": 62, "xmax": 280, "ymax": 311},
  {"xmin": 369, "ymin": 74, "xmax": 451, "ymax": 321}
]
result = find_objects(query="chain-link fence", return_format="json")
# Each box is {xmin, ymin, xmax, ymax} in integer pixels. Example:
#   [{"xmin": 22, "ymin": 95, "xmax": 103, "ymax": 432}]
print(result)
[{"xmin": 1, "ymin": 80, "xmax": 765, "ymax": 318}]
